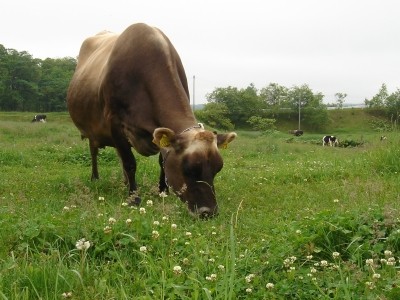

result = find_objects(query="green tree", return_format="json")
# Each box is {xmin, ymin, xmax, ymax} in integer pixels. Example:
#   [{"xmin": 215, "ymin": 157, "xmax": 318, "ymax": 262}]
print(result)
[
  {"xmin": 287, "ymin": 84, "xmax": 328, "ymax": 130},
  {"xmin": 38, "ymin": 57, "xmax": 76, "ymax": 111},
  {"xmin": 334, "ymin": 92, "xmax": 347, "ymax": 109},
  {"xmin": 195, "ymin": 102, "xmax": 234, "ymax": 131},
  {"xmin": 365, "ymin": 83, "xmax": 388, "ymax": 108},
  {"xmin": 385, "ymin": 88, "xmax": 400, "ymax": 126},
  {"xmin": 0, "ymin": 47, "xmax": 41, "ymax": 111},
  {"xmin": 247, "ymin": 116, "xmax": 276, "ymax": 131},
  {"xmin": 259, "ymin": 83, "xmax": 289, "ymax": 110},
  {"xmin": 206, "ymin": 83, "xmax": 263, "ymax": 127}
]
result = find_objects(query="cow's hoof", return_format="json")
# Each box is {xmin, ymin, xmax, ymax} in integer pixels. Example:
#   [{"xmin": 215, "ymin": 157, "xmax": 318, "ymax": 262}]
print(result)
[{"xmin": 128, "ymin": 196, "xmax": 141, "ymax": 206}]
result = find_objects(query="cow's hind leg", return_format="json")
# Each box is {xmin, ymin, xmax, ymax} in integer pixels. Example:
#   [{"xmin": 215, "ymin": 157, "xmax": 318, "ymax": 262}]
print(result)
[
  {"xmin": 158, "ymin": 153, "xmax": 169, "ymax": 194},
  {"xmin": 89, "ymin": 139, "xmax": 99, "ymax": 180}
]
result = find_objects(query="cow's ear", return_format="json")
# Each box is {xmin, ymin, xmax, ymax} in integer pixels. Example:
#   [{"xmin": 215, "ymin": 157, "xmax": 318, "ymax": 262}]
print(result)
[
  {"xmin": 153, "ymin": 128, "xmax": 176, "ymax": 148},
  {"xmin": 216, "ymin": 132, "xmax": 237, "ymax": 149}
]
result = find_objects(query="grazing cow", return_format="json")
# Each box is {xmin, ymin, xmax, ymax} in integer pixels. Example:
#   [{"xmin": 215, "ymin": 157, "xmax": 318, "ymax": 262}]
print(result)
[
  {"xmin": 289, "ymin": 130, "xmax": 303, "ymax": 136},
  {"xmin": 67, "ymin": 23, "xmax": 236, "ymax": 218},
  {"xmin": 31, "ymin": 114, "xmax": 47, "ymax": 122},
  {"xmin": 322, "ymin": 135, "xmax": 339, "ymax": 147}
]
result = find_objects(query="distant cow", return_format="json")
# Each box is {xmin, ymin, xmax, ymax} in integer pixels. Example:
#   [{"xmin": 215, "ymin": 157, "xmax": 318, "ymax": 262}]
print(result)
[
  {"xmin": 31, "ymin": 114, "xmax": 47, "ymax": 122},
  {"xmin": 323, "ymin": 135, "xmax": 339, "ymax": 147},
  {"xmin": 67, "ymin": 23, "xmax": 236, "ymax": 218},
  {"xmin": 289, "ymin": 130, "xmax": 303, "ymax": 136}
]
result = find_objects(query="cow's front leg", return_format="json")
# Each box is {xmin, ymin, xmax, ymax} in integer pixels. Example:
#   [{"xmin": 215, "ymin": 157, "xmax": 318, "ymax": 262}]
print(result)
[
  {"xmin": 158, "ymin": 153, "xmax": 169, "ymax": 194},
  {"xmin": 111, "ymin": 127, "xmax": 141, "ymax": 206}
]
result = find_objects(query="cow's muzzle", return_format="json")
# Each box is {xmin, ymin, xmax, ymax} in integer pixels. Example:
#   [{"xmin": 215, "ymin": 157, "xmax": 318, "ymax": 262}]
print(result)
[{"xmin": 189, "ymin": 205, "xmax": 219, "ymax": 219}]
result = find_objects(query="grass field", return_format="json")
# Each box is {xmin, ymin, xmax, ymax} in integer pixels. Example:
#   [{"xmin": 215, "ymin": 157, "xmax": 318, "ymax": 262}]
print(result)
[{"xmin": 1, "ymin": 112, "xmax": 400, "ymax": 299}]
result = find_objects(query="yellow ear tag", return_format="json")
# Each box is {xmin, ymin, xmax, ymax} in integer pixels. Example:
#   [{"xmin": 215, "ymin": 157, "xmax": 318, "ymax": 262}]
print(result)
[{"xmin": 159, "ymin": 134, "xmax": 170, "ymax": 147}]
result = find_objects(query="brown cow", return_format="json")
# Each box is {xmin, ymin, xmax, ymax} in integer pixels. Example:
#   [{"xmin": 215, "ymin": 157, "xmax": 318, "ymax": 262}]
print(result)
[{"xmin": 67, "ymin": 23, "xmax": 236, "ymax": 218}]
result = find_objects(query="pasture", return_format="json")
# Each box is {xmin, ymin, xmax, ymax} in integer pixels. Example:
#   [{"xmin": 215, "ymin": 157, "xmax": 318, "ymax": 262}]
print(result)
[{"xmin": 1, "ymin": 112, "xmax": 400, "ymax": 299}]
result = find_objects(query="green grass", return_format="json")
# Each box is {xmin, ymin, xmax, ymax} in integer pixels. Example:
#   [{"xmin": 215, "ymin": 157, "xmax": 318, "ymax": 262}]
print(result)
[{"xmin": 1, "ymin": 112, "xmax": 400, "ymax": 299}]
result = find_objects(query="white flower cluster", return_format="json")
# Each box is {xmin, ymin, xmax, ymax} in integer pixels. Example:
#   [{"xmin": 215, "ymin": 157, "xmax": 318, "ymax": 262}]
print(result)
[{"xmin": 75, "ymin": 238, "xmax": 91, "ymax": 251}]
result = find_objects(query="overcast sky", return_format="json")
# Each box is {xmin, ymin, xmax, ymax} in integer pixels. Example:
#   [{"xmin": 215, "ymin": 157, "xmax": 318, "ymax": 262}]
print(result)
[{"xmin": 1, "ymin": 0, "xmax": 399, "ymax": 104}]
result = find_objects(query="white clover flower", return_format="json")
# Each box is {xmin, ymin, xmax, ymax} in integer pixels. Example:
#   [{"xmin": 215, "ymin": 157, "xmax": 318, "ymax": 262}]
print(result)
[
  {"xmin": 153, "ymin": 220, "xmax": 160, "ymax": 226},
  {"xmin": 296, "ymin": 229, "xmax": 301, "ymax": 234},
  {"xmin": 159, "ymin": 191, "xmax": 168, "ymax": 198},
  {"xmin": 246, "ymin": 288, "xmax": 252, "ymax": 293},
  {"xmin": 332, "ymin": 252, "xmax": 340, "ymax": 258},
  {"xmin": 172, "ymin": 238, "xmax": 178, "ymax": 243},
  {"xmin": 372, "ymin": 273, "xmax": 381, "ymax": 279},
  {"xmin": 384, "ymin": 250, "xmax": 393, "ymax": 257},
  {"xmin": 266, "ymin": 282, "xmax": 274, "ymax": 290},
  {"xmin": 218, "ymin": 265, "xmax": 225, "ymax": 271},
  {"xmin": 61, "ymin": 292, "xmax": 72, "ymax": 298},
  {"xmin": 75, "ymin": 238, "xmax": 91, "ymax": 251},
  {"xmin": 185, "ymin": 231, "xmax": 192, "ymax": 237},
  {"xmin": 211, "ymin": 231, "xmax": 217, "ymax": 235},
  {"xmin": 366, "ymin": 259, "xmax": 374, "ymax": 266},
  {"xmin": 126, "ymin": 218, "xmax": 132, "ymax": 225},
  {"xmin": 207, "ymin": 273, "xmax": 217, "ymax": 281},
  {"xmin": 108, "ymin": 217, "xmax": 116, "ymax": 224},
  {"xmin": 199, "ymin": 250, "xmax": 205, "ymax": 254},
  {"xmin": 171, "ymin": 223, "xmax": 177, "ymax": 229},
  {"xmin": 365, "ymin": 281, "xmax": 374, "ymax": 288},
  {"xmin": 139, "ymin": 246, "xmax": 147, "ymax": 253},
  {"xmin": 146, "ymin": 200, "xmax": 153, "ymax": 207},
  {"xmin": 98, "ymin": 196, "xmax": 105, "ymax": 201},
  {"xmin": 162, "ymin": 216, "xmax": 169, "ymax": 221},
  {"xmin": 139, "ymin": 207, "xmax": 146, "ymax": 214},
  {"xmin": 173, "ymin": 265, "xmax": 182, "ymax": 275},
  {"xmin": 245, "ymin": 274, "xmax": 255, "ymax": 283},
  {"xmin": 121, "ymin": 202, "xmax": 128, "ymax": 207},
  {"xmin": 306, "ymin": 255, "xmax": 313, "ymax": 260},
  {"xmin": 310, "ymin": 267, "xmax": 317, "ymax": 274},
  {"xmin": 333, "ymin": 199, "xmax": 339, "ymax": 203},
  {"xmin": 208, "ymin": 258, "xmax": 215, "ymax": 263},
  {"xmin": 152, "ymin": 230, "xmax": 160, "ymax": 239},
  {"xmin": 63, "ymin": 206, "xmax": 70, "ymax": 211},
  {"xmin": 182, "ymin": 258, "xmax": 189, "ymax": 265},
  {"xmin": 97, "ymin": 213, "xmax": 104, "ymax": 217},
  {"xmin": 103, "ymin": 226, "xmax": 112, "ymax": 234},
  {"xmin": 320, "ymin": 260, "xmax": 328, "ymax": 267},
  {"xmin": 185, "ymin": 242, "xmax": 190, "ymax": 245}
]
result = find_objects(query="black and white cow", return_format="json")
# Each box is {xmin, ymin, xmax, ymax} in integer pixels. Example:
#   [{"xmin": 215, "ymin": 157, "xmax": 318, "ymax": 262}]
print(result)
[
  {"xmin": 31, "ymin": 114, "xmax": 47, "ymax": 122},
  {"xmin": 322, "ymin": 135, "xmax": 338, "ymax": 147}
]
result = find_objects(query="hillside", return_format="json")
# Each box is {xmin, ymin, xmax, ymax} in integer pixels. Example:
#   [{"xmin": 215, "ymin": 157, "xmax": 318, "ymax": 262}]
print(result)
[{"xmin": 276, "ymin": 108, "xmax": 389, "ymax": 134}]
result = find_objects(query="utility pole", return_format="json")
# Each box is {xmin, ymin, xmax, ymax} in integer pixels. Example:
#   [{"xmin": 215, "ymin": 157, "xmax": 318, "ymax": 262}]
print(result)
[
  {"xmin": 298, "ymin": 95, "xmax": 301, "ymax": 130},
  {"xmin": 192, "ymin": 75, "xmax": 195, "ymax": 111}
]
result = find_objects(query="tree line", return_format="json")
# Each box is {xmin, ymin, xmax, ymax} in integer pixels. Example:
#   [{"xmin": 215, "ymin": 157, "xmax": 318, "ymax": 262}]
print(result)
[
  {"xmin": 196, "ymin": 83, "xmax": 400, "ymax": 131},
  {"xmin": 1, "ymin": 45, "xmax": 399, "ymax": 131},
  {"xmin": 196, "ymin": 83, "xmax": 330, "ymax": 131},
  {"xmin": 0, "ymin": 45, "xmax": 76, "ymax": 112}
]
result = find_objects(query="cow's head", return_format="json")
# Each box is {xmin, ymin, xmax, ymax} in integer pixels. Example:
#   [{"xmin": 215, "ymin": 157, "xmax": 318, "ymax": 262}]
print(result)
[{"xmin": 153, "ymin": 126, "xmax": 236, "ymax": 218}]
